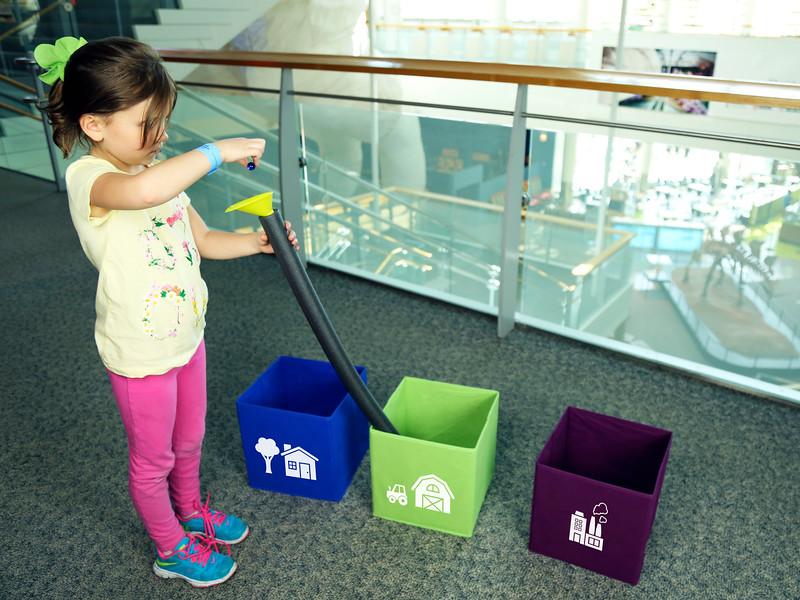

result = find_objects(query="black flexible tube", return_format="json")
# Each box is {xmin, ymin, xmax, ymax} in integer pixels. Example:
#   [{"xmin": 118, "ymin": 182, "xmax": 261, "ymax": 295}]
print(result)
[{"xmin": 259, "ymin": 211, "xmax": 398, "ymax": 434}]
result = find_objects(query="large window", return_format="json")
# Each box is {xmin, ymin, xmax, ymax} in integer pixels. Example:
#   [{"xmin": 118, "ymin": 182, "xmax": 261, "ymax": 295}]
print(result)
[
  {"xmin": 378, "ymin": 0, "xmax": 800, "ymax": 36},
  {"xmin": 395, "ymin": 0, "xmax": 496, "ymax": 22}
]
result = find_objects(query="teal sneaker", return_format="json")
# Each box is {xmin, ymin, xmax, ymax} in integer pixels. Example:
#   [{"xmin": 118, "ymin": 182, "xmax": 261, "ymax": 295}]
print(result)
[
  {"xmin": 153, "ymin": 534, "xmax": 236, "ymax": 588},
  {"xmin": 179, "ymin": 494, "xmax": 250, "ymax": 544}
]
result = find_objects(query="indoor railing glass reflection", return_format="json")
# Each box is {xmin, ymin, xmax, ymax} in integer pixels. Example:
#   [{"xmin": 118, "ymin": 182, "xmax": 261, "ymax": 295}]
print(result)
[
  {"xmin": 173, "ymin": 83, "xmax": 632, "ymax": 327},
  {"xmin": 174, "ymin": 85, "xmax": 502, "ymax": 305},
  {"xmin": 157, "ymin": 53, "xmax": 798, "ymax": 405}
]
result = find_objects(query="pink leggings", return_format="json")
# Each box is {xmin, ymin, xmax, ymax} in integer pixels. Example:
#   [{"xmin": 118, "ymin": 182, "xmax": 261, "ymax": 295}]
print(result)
[{"xmin": 107, "ymin": 340, "xmax": 206, "ymax": 555}]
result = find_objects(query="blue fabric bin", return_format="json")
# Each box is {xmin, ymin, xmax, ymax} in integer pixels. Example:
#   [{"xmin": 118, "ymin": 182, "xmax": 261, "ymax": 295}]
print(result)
[{"xmin": 236, "ymin": 356, "xmax": 369, "ymax": 501}]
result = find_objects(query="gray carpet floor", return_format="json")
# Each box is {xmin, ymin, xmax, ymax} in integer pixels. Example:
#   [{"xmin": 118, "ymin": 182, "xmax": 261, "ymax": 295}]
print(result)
[{"xmin": 1, "ymin": 169, "xmax": 798, "ymax": 599}]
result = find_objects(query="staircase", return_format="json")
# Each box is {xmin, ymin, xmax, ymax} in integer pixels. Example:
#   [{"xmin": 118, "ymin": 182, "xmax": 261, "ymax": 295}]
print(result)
[
  {"xmin": 134, "ymin": 0, "xmax": 277, "ymax": 81},
  {"xmin": 0, "ymin": 0, "xmax": 273, "ymax": 179}
]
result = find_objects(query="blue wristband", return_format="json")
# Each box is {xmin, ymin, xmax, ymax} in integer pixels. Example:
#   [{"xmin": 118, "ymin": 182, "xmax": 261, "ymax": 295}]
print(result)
[{"xmin": 195, "ymin": 143, "xmax": 222, "ymax": 174}]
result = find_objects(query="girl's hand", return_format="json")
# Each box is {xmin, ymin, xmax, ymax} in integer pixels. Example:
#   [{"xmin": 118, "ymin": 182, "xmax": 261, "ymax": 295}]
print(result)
[
  {"xmin": 257, "ymin": 220, "xmax": 300, "ymax": 254},
  {"xmin": 215, "ymin": 137, "xmax": 266, "ymax": 169}
]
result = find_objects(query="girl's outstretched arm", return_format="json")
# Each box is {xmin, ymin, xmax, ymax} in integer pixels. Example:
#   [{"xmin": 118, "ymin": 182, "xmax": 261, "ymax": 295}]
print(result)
[
  {"xmin": 90, "ymin": 138, "xmax": 266, "ymax": 210},
  {"xmin": 187, "ymin": 205, "xmax": 298, "ymax": 260}
]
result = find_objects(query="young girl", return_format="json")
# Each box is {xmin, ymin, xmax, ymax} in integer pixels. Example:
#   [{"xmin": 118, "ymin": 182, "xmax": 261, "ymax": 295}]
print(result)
[{"xmin": 35, "ymin": 35, "xmax": 298, "ymax": 588}]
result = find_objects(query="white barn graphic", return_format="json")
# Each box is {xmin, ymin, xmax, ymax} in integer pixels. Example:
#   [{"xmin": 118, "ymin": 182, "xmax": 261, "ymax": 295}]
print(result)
[{"xmin": 412, "ymin": 474, "xmax": 454, "ymax": 514}]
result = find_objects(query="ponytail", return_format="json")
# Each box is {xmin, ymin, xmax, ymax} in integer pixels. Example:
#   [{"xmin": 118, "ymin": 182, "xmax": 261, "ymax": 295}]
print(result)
[{"xmin": 43, "ymin": 80, "xmax": 85, "ymax": 158}]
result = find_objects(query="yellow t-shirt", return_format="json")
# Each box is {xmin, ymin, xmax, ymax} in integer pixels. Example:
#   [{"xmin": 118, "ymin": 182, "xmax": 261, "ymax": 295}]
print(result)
[{"xmin": 66, "ymin": 155, "xmax": 208, "ymax": 377}]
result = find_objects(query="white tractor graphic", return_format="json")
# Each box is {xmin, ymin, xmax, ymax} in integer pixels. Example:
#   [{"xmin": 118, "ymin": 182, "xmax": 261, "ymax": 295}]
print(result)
[{"xmin": 386, "ymin": 484, "xmax": 408, "ymax": 506}]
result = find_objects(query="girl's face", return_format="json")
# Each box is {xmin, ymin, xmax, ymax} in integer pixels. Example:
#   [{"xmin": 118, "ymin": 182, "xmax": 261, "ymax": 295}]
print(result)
[{"xmin": 85, "ymin": 97, "xmax": 169, "ymax": 172}]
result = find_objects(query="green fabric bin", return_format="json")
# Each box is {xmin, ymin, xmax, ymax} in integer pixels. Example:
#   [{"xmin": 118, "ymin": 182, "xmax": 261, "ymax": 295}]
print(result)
[{"xmin": 370, "ymin": 377, "xmax": 499, "ymax": 537}]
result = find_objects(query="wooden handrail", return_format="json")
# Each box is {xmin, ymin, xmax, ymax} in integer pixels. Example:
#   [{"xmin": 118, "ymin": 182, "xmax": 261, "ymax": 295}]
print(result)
[
  {"xmin": 390, "ymin": 185, "xmax": 634, "ymax": 278},
  {"xmin": 0, "ymin": 100, "xmax": 41, "ymax": 120},
  {"xmin": 158, "ymin": 50, "xmax": 800, "ymax": 109},
  {"xmin": 0, "ymin": 73, "xmax": 34, "ymax": 94}
]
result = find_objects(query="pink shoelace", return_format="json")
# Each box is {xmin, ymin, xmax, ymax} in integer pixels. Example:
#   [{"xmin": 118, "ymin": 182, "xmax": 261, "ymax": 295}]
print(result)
[
  {"xmin": 174, "ymin": 533, "xmax": 228, "ymax": 568},
  {"xmin": 192, "ymin": 493, "xmax": 229, "ymax": 547}
]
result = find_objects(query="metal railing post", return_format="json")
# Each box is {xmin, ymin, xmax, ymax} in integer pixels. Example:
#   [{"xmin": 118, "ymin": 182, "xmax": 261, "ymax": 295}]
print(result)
[
  {"xmin": 17, "ymin": 55, "xmax": 65, "ymax": 191},
  {"xmin": 10, "ymin": 0, "xmax": 22, "ymax": 24},
  {"xmin": 65, "ymin": 0, "xmax": 79, "ymax": 37},
  {"xmin": 279, "ymin": 68, "xmax": 307, "ymax": 264},
  {"xmin": 113, "ymin": 0, "xmax": 124, "ymax": 37},
  {"xmin": 497, "ymin": 83, "xmax": 527, "ymax": 337}
]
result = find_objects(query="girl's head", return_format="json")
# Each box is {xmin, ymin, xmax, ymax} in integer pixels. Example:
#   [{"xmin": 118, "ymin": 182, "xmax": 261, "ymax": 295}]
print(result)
[{"xmin": 44, "ymin": 37, "xmax": 176, "ymax": 164}]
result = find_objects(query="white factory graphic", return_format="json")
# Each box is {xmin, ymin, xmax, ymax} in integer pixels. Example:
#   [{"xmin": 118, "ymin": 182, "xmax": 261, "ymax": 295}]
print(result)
[{"xmin": 568, "ymin": 502, "xmax": 608, "ymax": 551}]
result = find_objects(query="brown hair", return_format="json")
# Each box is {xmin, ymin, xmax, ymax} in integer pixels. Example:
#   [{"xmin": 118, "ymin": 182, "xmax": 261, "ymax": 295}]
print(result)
[{"xmin": 43, "ymin": 37, "xmax": 177, "ymax": 157}]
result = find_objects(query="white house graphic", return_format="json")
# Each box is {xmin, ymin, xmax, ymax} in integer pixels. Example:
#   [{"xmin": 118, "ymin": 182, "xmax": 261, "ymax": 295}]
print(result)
[
  {"xmin": 569, "ymin": 508, "xmax": 605, "ymax": 551},
  {"xmin": 281, "ymin": 444, "xmax": 318, "ymax": 481},
  {"xmin": 411, "ymin": 474, "xmax": 454, "ymax": 514}
]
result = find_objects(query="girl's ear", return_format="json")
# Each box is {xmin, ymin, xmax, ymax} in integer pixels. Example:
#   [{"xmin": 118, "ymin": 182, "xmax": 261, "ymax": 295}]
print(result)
[{"xmin": 79, "ymin": 114, "xmax": 104, "ymax": 143}]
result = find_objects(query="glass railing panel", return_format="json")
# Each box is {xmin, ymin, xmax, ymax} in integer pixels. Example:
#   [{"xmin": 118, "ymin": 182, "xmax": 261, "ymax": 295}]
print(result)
[
  {"xmin": 518, "ymin": 210, "xmax": 633, "ymax": 326},
  {"xmin": 0, "ymin": 111, "xmax": 53, "ymax": 180},
  {"xmin": 540, "ymin": 97, "xmax": 798, "ymax": 162},
  {"xmin": 293, "ymin": 88, "xmax": 509, "ymax": 310},
  {"xmin": 173, "ymin": 63, "xmax": 277, "ymax": 95},
  {"xmin": 167, "ymin": 84, "xmax": 281, "ymax": 231},
  {"xmin": 1, "ymin": 1, "xmax": 63, "ymax": 81},
  {"xmin": 0, "ymin": 59, "xmax": 53, "ymax": 181},
  {"xmin": 0, "ymin": 0, "xmax": 96, "ymax": 183},
  {"xmin": 0, "ymin": 0, "xmax": 71, "ymax": 181},
  {"xmin": 520, "ymin": 118, "xmax": 800, "ymax": 393},
  {"xmin": 363, "ymin": 71, "xmax": 519, "ymax": 117},
  {"xmin": 358, "ymin": 72, "xmax": 790, "ymax": 148}
]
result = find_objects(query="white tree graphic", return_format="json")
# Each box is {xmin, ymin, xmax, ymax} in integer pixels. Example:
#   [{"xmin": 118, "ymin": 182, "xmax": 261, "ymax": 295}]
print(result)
[{"xmin": 255, "ymin": 437, "xmax": 280, "ymax": 474}]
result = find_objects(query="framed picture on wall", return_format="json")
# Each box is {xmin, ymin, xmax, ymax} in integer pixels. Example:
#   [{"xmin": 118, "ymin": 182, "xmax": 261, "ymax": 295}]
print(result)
[{"xmin": 601, "ymin": 46, "xmax": 717, "ymax": 115}]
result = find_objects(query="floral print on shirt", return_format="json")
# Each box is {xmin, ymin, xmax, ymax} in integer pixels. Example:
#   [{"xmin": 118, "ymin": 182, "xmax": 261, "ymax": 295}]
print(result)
[
  {"xmin": 141, "ymin": 283, "xmax": 207, "ymax": 340},
  {"xmin": 139, "ymin": 202, "xmax": 198, "ymax": 270},
  {"xmin": 142, "ymin": 284, "xmax": 186, "ymax": 340},
  {"xmin": 139, "ymin": 199, "xmax": 205, "ymax": 340}
]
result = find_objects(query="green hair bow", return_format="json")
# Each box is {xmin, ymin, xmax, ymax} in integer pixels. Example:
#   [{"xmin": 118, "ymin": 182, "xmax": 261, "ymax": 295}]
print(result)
[{"xmin": 33, "ymin": 36, "xmax": 88, "ymax": 85}]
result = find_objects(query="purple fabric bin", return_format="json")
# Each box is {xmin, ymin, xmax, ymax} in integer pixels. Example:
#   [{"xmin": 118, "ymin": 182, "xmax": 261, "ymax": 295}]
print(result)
[{"xmin": 528, "ymin": 406, "xmax": 672, "ymax": 585}]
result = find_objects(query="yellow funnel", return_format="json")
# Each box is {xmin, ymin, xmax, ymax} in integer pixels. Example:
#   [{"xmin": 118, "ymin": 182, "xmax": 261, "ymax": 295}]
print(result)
[{"xmin": 225, "ymin": 192, "xmax": 274, "ymax": 217}]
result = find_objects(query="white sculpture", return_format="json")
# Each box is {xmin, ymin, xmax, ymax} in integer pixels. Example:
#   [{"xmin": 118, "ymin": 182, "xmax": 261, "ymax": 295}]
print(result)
[{"xmin": 245, "ymin": 0, "xmax": 426, "ymax": 195}]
